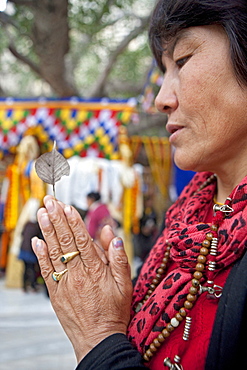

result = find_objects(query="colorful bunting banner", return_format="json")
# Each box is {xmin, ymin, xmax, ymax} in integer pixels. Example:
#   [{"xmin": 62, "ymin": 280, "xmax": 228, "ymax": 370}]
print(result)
[{"xmin": 0, "ymin": 97, "xmax": 137, "ymax": 159}]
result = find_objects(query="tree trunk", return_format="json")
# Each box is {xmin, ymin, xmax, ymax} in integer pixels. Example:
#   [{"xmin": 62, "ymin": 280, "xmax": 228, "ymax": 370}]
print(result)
[{"xmin": 31, "ymin": 0, "xmax": 78, "ymax": 96}]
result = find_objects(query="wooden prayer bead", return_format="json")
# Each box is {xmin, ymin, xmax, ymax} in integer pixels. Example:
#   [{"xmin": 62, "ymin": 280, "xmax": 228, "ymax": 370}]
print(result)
[
  {"xmin": 193, "ymin": 271, "xmax": 203, "ymax": 279},
  {"xmin": 189, "ymin": 286, "xmax": 198, "ymax": 295},
  {"xmin": 166, "ymin": 323, "xmax": 175, "ymax": 332},
  {"xmin": 179, "ymin": 307, "xmax": 187, "ymax": 316},
  {"xmin": 200, "ymin": 247, "xmax": 209, "ymax": 255},
  {"xmin": 192, "ymin": 278, "xmax": 200, "ymax": 287},
  {"xmin": 146, "ymin": 349, "xmax": 153, "ymax": 358},
  {"xmin": 152, "ymin": 278, "xmax": 159, "ymax": 285},
  {"xmin": 153, "ymin": 338, "xmax": 161, "ymax": 347},
  {"xmin": 157, "ymin": 333, "xmax": 166, "ymax": 343},
  {"xmin": 157, "ymin": 268, "xmax": 165, "ymax": 274},
  {"xmin": 187, "ymin": 293, "xmax": 196, "ymax": 302},
  {"xmin": 143, "ymin": 354, "xmax": 150, "ymax": 362},
  {"xmin": 197, "ymin": 255, "xmax": 206, "ymax": 264},
  {"xmin": 162, "ymin": 328, "xmax": 171, "ymax": 337},
  {"xmin": 150, "ymin": 343, "xmax": 158, "ymax": 352},
  {"xmin": 175, "ymin": 313, "xmax": 184, "ymax": 321},
  {"xmin": 184, "ymin": 300, "xmax": 193, "ymax": 309},
  {"xmin": 206, "ymin": 232, "xmax": 213, "ymax": 240},
  {"xmin": 195, "ymin": 263, "xmax": 205, "ymax": 271},
  {"xmin": 202, "ymin": 239, "xmax": 210, "ymax": 248}
]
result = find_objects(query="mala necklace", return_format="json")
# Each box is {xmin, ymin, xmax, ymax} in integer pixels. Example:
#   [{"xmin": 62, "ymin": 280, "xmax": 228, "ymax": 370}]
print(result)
[{"xmin": 134, "ymin": 174, "xmax": 234, "ymax": 368}]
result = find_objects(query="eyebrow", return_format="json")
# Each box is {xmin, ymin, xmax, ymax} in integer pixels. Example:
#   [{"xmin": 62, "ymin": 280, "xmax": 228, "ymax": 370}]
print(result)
[
  {"xmin": 166, "ymin": 29, "xmax": 194, "ymax": 57},
  {"xmin": 160, "ymin": 29, "xmax": 195, "ymax": 73}
]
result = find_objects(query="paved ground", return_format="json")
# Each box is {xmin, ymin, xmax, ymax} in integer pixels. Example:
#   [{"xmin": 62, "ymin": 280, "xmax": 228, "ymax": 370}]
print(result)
[{"xmin": 0, "ymin": 277, "xmax": 77, "ymax": 370}]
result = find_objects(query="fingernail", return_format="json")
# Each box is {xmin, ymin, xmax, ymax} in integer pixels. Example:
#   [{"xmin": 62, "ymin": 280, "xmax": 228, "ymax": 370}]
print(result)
[
  {"xmin": 105, "ymin": 224, "xmax": 115, "ymax": 235},
  {"xmin": 64, "ymin": 205, "xmax": 72, "ymax": 215},
  {"xmin": 46, "ymin": 200, "xmax": 55, "ymax": 213},
  {"xmin": 32, "ymin": 237, "xmax": 40, "ymax": 248},
  {"xmin": 32, "ymin": 237, "xmax": 44, "ymax": 254},
  {"xmin": 40, "ymin": 213, "xmax": 51, "ymax": 227},
  {"xmin": 112, "ymin": 237, "xmax": 124, "ymax": 250}
]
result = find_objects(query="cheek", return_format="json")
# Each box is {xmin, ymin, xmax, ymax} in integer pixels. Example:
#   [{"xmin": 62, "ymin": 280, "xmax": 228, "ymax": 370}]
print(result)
[
  {"xmin": 180, "ymin": 75, "xmax": 209, "ymax": 124},
  {"xmin": 180, "ymin": 66, "xmax": 227, "ymax": 128}
]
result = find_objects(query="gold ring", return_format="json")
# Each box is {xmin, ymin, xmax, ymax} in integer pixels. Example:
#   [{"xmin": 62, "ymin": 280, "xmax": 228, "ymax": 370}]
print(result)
[
  {"xmin": 60, "ymin": 251, "xmax": 80, "ymax": 263},
  {"xmin": 52, "ymin": 268, "xmax": 68, "ymax": 282}
]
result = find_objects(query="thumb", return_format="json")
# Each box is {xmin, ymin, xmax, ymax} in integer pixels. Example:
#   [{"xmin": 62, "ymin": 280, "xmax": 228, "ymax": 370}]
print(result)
[{"xmin": 108, "ymin": 237, "xmax": 132, "ymax": 297}]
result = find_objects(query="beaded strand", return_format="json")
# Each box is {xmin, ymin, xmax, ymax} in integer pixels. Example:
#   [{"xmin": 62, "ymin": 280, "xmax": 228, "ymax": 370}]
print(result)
[
  {"xmin": 143, "ymin": 228, "xmax": 217, "ymax": 362},
  {"xmin": 134, "ymin": 174, "xmax": 221, "ymax": 364},
  {"xmin": 135, "ymin": 243, "xmax": 171, "ymax": 313}
]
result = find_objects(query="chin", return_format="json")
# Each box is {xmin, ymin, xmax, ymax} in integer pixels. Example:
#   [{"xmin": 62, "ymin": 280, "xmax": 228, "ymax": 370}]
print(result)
[
  {"xmin": 174, "ymin": 158, "xmax": 194, "ymax": 172},
  {"xmin": 174, "ymin": 152, "xmax": 205, "ymax": 173}
]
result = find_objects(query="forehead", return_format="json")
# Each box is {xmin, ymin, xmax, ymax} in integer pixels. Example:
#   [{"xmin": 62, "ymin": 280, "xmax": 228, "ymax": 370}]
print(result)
[
  {"xmin": 163, "ymin": 28, "xmax": 202, "ymax": 56},
  {"xmin": 163, "ymin": 25, "xmax": 229, "ymax": 58}
]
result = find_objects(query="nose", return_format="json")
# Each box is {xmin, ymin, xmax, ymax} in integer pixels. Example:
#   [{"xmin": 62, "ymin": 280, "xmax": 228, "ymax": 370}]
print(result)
[{"xmin": 155, "ymin": 77, "xmax": 178, "ymax": 115}]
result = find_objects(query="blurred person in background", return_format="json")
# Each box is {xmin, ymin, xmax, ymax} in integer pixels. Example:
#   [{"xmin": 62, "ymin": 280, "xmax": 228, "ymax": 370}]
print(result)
[
  {"xmin": 133, "ymin": 196, "xmax": 158, "ymax": 263},
  {"xmin": 84, "ymin": 191, "xmax": 116, "ymax": 246},
  {"xmin": 18, "ymin": 218, "xmax": 43, "ymax": 292}
]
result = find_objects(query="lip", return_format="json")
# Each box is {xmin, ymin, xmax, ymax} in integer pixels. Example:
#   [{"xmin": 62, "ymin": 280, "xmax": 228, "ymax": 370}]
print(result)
[{"xmin": 166, "ymin": 122, "xmax": 184, "ymax": 137}]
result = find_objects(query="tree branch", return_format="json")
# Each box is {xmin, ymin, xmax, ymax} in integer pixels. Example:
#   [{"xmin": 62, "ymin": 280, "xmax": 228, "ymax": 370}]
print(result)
[
  {"xmin": 8, "ymin": 43, "xmax": 41, "ymax": 75},
  {"xmin": 89, "ymin": 15, "xmax": 151, "ymax": 97},
  {"xmin": 0, "ymin": 11, "xmax": 18, "ymax": 28}
]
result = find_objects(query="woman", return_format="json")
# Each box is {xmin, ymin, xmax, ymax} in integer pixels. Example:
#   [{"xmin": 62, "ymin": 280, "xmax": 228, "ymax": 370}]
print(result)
[
  {"xmin": 31, "ymin": 0, "xmax": 247, "ymax": 369},
  {"xmin": 84, "ymin": 191, "xmax": 116, "ymax": 246}
]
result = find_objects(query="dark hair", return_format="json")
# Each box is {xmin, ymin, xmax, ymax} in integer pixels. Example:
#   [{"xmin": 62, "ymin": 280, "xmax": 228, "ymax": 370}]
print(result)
[
  {"xmin": 87, "ymin": 192, "xmax": 101, "ymax": 202},
  {"xmin": 149, "ymin": 0, "xmax": 247, "ymax": 86}
]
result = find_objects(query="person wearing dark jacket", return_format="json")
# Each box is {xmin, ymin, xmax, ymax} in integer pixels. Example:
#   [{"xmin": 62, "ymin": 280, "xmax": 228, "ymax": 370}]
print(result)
[{"xmin": 19, "ymin": 221, "xmax": 43, "ymax": 292}]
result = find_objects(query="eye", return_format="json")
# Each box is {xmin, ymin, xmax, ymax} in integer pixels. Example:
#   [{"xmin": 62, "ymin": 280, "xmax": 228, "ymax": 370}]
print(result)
[{"xmin": 175, "ymin": 56, "xmax": 190, "ymax": 68}]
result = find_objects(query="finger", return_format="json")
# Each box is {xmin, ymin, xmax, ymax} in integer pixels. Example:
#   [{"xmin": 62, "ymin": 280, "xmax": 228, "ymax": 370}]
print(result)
[
  {"xmin": 99, "ymin": 225, "xmax": 116, "ymax": 252},
  {"xmin": 44, "ymin": 197, "xmax": 91, "ymax": 258},
  {"xmin": 108, "ymin": 237, "xmax": 133, "ymax": 298},
  {"xmin": 43, "ymin": 196, "xmax": 88, "ymax": 265},
  {"xmin": 37, "ymin": 206, "xmax": 66, "ymax": 273},
  {"xmin": 48, "ymin": 198, "xmax": 108, "ymax": 264},
  {"xmin": 31, "ymin": 237, "xmax": 56, "ymax": 287},
  {"xmin": 93, "ymin": 242, "xmax": 109, "ymax": 265},
  {"xmin": 63, "ymin": 204, "xmax": 102, "ymax": 268}
]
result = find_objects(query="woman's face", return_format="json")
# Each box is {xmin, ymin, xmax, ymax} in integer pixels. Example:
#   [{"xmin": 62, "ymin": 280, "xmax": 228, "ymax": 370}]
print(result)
[{"xmin": 155, "ymin": 25, "xmax": 247, "ymax": 175}]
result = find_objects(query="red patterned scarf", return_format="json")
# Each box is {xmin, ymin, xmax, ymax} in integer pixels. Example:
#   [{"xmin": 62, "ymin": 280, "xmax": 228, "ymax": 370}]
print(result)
[{"xmin": 127, "ymin": 171, "xmax": 247, "ymax": 355}]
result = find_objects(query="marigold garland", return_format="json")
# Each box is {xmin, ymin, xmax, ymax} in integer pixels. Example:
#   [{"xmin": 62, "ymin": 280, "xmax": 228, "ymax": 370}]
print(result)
[{"xmin": 4, "ymin": 164, "xmax": 20, "ymax": 231}]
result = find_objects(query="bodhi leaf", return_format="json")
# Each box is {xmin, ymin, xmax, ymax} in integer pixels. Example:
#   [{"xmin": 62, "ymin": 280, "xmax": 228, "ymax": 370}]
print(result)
[{"xmin": 35, "ymin": 141, "xmax": 70, "ymax": 197}]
